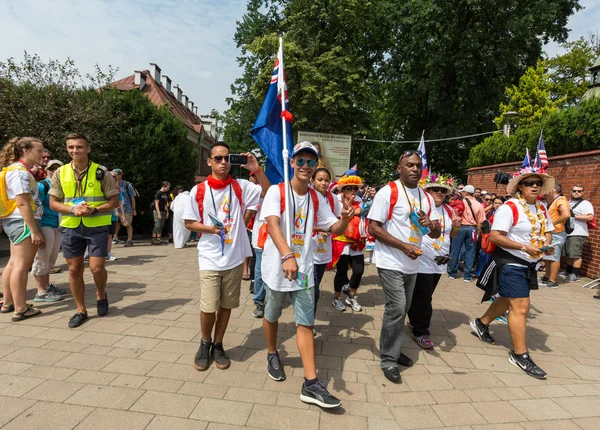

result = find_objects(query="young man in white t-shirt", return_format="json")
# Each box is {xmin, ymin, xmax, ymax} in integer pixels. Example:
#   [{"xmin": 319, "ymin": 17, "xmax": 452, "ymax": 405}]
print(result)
[
  {"xmin": 183, "ymin": 142, "xmax": 270, "ymax": 372},
  {"xmin": 261, "ymin": 141, "xmax": 354, "ymax": 409},
  {"xmin": 367, "ymin": 150, "xmax": 441, "ymax": 384},
  {"xmin": 563, "ymin": 185, "xmax": 595, "ymax": 282}
]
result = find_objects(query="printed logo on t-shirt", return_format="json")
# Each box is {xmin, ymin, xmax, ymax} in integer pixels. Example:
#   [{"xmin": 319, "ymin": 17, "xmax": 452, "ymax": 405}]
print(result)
[
  {"xmin": 219, "ymin": 194, "xmax": 234, "ymax": 245},
  {"xmin": 291, "ymin": 208, "xmax": 307, "ymax": 258}
]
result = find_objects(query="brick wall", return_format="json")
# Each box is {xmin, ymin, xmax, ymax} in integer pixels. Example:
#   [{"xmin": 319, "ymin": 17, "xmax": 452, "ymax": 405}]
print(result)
[{"xmin": 467, "ymin": 150, "xmax": 600, "ymax": 279}]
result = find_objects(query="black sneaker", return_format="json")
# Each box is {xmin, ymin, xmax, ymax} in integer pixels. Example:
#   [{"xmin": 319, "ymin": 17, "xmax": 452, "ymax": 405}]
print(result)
[
  {"xmin": 543, "ymin": 281, "xmax": 559, "ymax": 289},
  {"xmin": 267, "ymin": 352, "xmax": 286, "ymax": 381},
  {"xmin": 539, "ymin": 276, "xmax": 549, "ymax": 284},
  {"xmin": 300, "ymin": 380, "xmax": 341, "ymax": 408},
  {"xmin": 194, "ymin": 338, "xmax": 212, "ymax": 371},
  {"xmin": 470, "ymin": 318, "xmax": 495, "ymax": 344},
  {"xmin": 211, "ymin": 342, "xmax": 230, "ymax": 370},
  {"xmin": 508, "ymin": 351, "xmax": 547, "ymax": 379},
  {"xmin": 124, "ymin": 241, "xmax": 134, "ymax": 247},
  {"xmin": 252, "ymin": 304, "xmax": 264, "ymax": 319}
]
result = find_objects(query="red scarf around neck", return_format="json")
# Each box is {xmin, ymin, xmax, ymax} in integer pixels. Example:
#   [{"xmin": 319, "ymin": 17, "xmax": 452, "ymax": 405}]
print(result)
[{"xmin": 207, "ymin": 174, "xmax": 234, "ymax": 190}]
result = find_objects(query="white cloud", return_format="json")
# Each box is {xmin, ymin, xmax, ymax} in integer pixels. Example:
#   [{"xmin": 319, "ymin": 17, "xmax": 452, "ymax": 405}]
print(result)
[{"xmin": 0, "ymin": 0, "xmax": 248, "ymax": 114}]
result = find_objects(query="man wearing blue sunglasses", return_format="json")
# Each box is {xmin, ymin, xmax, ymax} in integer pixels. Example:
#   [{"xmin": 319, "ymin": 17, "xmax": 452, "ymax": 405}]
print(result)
[{"xmin": 260, "ymin": 141, "xmax": 355, "ymax": 409}]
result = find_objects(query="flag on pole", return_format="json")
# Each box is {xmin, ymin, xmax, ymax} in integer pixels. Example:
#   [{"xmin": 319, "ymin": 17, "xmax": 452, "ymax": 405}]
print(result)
[
  {"xmin": 534, "ymin": 131, "xmax": 548, "ymax": 172},
  {"xmin": 522, "ymin": 148, "xmax": 532, "ymax": 170},
  {"xmin": 418, "ymin": 132, "xmax": 428, "ymax": 179},
  {"xmin": 251, "ymin": 44, "xmax": 294, "ymax": 185}
]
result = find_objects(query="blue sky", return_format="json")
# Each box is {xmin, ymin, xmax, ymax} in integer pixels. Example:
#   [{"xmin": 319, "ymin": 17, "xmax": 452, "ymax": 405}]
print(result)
[{"xmin": 0, "ymin": 0, "xmax": 598, "ymax": 115}]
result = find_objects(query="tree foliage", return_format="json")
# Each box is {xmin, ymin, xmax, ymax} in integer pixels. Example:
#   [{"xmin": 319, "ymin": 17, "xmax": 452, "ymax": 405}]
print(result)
[
  {"xmin": 225, "ymin": 0, "xmax": 581, "ymax": 184},
  {"xmin": 0, "ymin": 53, "xmax": 198, "ymax": 231},
  {"xmin": 468, "ymin": 98, "xmax": 600, "ymax": 167}
]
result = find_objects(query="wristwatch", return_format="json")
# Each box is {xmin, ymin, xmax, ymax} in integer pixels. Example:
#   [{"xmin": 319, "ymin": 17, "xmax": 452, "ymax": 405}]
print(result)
[
  {"xmin": 92, "ymin": 208, "xmax": 99, "ymax": 215},
  {"xmin": 520, "ymin": 246, "xmax": 527, "ymax": 253}
]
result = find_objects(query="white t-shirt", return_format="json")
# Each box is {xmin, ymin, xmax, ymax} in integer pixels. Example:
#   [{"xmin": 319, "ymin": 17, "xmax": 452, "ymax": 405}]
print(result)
[
  {"xmin": 367, "ymin": 181, "xmax": 439, "ymax": 274},
  {"xmin": 492, "ymin": 198, "xmax": 555, "ymax": 262},
  {"xmin": 313, "ymin": 192, "xmax": 342, "ymax": 264},
  {"xmin": 419, "ymin": 204, "xmax": 454, "ymax": 274},
  {"xmin": 261, "ymin": 184, "xmax": 339, "ymax": 291},
  {"xmin": 182, "ymin": 179, "xmax": 261, "ymax": 271},
  {"xmin": 5, "ymin": 163, "xmax": 43, "ymax": 219},
  {"xmin": 568, "ymin": 199, "xmax": 594, "ymax": 237},
  {"xmin": 250, "ymin": 198, "xmax": 264, "ymax": 249}
]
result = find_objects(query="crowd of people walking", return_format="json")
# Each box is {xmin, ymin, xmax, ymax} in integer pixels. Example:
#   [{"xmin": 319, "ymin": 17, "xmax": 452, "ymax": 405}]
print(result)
[{"xmin": 0, "ymin": 134, "xmax": 598, "ymax": 410}]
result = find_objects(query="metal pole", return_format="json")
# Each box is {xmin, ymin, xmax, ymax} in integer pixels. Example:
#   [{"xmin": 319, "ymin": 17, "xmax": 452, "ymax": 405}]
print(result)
[{"xmin": 278, "ymin": 37, "xmax": 292, "ymax": 246}]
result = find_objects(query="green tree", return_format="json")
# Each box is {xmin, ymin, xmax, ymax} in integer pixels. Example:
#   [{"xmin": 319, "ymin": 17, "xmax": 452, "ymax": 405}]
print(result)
[{"xmin": 495, "ymin": 61, "xmax": 566, "ymax": 127}]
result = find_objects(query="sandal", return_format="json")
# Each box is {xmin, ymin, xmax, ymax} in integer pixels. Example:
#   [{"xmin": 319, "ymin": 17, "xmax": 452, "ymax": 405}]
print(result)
[
  {"xmin": 12, "ymin": 304, "xmax": 41, "ymax": 322},
  {"xmin": 0, "ymin": 303, "xmax": 15, "ymax": 313}
]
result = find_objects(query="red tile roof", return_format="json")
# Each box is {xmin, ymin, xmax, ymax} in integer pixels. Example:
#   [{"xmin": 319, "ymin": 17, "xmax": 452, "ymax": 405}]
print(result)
[{"xmin": 110, "ymin": 71, "xmax": 215, "ymax": 143}]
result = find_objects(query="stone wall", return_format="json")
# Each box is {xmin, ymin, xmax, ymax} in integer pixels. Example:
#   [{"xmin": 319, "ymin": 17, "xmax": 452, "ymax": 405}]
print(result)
[{"xmin": 467, "ymin": 150, "xmax": 600, "ymax": 279}]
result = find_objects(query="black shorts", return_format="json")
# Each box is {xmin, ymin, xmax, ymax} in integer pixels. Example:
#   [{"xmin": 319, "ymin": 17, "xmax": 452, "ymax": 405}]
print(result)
[
  {"xmin": 108, "ymin": 221, "xmax": 117, "ymax": 235},
  {"xmin": 60, "ymin": 224, "xmax": 109, "ymax": 259}
]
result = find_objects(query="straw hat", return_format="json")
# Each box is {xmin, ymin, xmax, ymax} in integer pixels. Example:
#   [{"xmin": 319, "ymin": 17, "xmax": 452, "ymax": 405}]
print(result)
[
  {"xmin": 506, "ymin": 167, "xmax": 555, "ymax": 195},
  {"xmin": 419, "ymin": 172, "xmax": 456, "ymax": 193}
]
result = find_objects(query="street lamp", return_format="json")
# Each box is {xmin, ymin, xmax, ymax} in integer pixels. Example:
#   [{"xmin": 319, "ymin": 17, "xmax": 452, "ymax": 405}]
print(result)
[{"xmin": 503, "ymin": 111, "xmax": 519, "ymax": 136}]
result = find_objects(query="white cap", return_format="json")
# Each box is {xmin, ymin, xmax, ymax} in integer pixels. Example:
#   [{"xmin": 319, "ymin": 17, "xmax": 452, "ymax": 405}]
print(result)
[{"xmin": 463, "ymin": 185, "xmax": 475, "ymax": 193}]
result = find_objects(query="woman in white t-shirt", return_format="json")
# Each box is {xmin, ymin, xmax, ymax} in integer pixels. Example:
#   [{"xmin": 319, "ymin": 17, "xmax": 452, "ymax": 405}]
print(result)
[
  {"xmin": 0, "ymin": 137, "xmax": 45, "ymax": 322},
  {"xmin": 407, "ymin": 174, "xmax": 460, "ymax": 350},
  {"xmin": 471, "ymin": 168, "xmax": 555, "ymax": 380},
  {"xmin": 311, "ymin": 168, "xmax": 341, "ymax": 313}
]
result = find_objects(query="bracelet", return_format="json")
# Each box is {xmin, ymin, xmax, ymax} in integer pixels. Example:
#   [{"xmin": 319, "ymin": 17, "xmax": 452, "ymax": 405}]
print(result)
[
  {"xmin": 281, "ymin": 252, "xmax": 295, "ymax": 263},
  {"xmin": 452, "ymin": 227, "xmax": 460, "ymax": 230},
  {"xmin": 70, "ymin": 206, "xmax": 74, "ymax": 214},
  {"xmin": 252, "ymin": 168, "xmax": 262, "ymax": 175}
]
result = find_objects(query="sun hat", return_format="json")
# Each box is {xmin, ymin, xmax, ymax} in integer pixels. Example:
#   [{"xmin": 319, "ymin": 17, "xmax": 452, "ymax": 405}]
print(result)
[
  {"xmin": 419, "ymin": 172, "xmax": 455, "ymax": 193},
  {"xmin": 331, "ymin": 173, "xmax": 364, "ymax": 193},
  {"xmin": 46, "ymin": 160, "xmax": 63, "ymax": 169},
  {"xmin": 506, "ymin": 167, "xmax": 555, "ymax": 195}
]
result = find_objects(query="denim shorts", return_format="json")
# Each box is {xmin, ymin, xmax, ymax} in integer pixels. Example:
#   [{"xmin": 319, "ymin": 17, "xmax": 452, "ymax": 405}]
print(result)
[
  {"xmin": 544, "ymin": 232, "xmax": 567, "ymax": 262},
  {"xmin": 498, "ymin": 264, "xmax": 530, "ymax": 299},
  {"xmin": 264, "ymin": 284, "xmax": 315, "ymax": 326}
]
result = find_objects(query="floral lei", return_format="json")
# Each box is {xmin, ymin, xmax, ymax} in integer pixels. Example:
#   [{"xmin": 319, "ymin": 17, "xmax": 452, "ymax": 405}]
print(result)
[{"xmin": 516, "ymin": 193, "xmax": 546, "ymax": 250}]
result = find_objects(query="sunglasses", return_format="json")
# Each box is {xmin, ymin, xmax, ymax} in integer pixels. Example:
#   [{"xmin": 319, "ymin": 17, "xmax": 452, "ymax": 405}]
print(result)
[
  {"xmin": 210, "ymin": 155, "xmax": 229, "ymax": 163},
  {"xmin": 572, "ymin": 189, "xmax": 583, "ymax": 193},
  {"xmin": 295, "ymin": 158, "xmax": 317, "ymax": 168},
  {"xmin": 400, "ymin": 149, "xmax": 423, "ymax": 161},
  {"xmin": 521, "ymin": 180, "xmax": 543, "ymax": 187},
  {"xmin": 343, "ymin": 186, "xmax": 359, "ymax": 192},
  {"xmin": 484, "ymin": 198, "xmax": 492, "ymax": 201},
  {"xmin": 428, "ymin": 187, "xmax": 448, "ymax": 194}
]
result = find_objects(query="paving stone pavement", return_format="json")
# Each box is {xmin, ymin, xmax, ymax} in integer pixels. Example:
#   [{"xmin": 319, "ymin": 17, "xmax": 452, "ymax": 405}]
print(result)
[{"xmin": 1, "ymin": 242, "xmax": 600, "ymax": 429}]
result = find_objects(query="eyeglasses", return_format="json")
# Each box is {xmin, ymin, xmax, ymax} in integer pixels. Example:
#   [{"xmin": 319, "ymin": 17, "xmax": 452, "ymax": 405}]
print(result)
[
  {"xmin": 521, "ymin": 180, "xmax": 543, "ymax": 187},
  {"xmin": 400, "ymin": 149, "xmax": 423, "ymax": 161},
  {"xmin": 342, "ymin": 186, "xmax": 359, "ymax": 192},
  {"xmin": 428, "ymin": 187, "xmax": 448, "ymax": 194},
  {"xmin": 210, "ymin": 155, "xmax": 229, "ymax": 163},
  {"xmin": 295, "ymin": 158, "xmax": 317, "ymax": 168},
  {"xmin": 572, "ymin": 189, "xmax": 583, "ymax": 193}
]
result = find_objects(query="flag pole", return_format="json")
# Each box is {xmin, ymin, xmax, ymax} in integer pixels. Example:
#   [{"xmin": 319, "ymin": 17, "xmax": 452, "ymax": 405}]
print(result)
[{"xmin": 278, "ymin": 37, "xmax": 292, "ymax": 245}]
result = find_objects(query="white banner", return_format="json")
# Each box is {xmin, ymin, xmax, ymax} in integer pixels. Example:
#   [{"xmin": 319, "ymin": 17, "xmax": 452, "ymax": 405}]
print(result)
[{"xmin": 297, "ymin": 131, "xmax": 352, "ymax": 179}]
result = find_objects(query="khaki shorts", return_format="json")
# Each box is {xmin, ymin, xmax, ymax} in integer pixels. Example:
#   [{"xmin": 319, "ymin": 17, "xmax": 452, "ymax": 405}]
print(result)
[
  {"xmin": 564, "ymin": 235, "xmax": 587, "ymax": 259},
  {"xmin": 200, "ymin": 264, "xmax": 244, "ymax": 313},
  {"xmin": 121, "ymin": 212, "xmax": 133, "ymax": 227}
]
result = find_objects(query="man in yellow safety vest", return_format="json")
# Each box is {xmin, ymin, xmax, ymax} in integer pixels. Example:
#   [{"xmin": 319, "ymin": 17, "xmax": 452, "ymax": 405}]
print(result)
[{"xmin": 50, "ymin": 133, "xmax": 119, "ymax": 328}]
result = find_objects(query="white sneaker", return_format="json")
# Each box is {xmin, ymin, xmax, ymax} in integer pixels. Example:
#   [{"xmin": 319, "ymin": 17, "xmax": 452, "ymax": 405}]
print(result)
[
  {"xmin": 107, "ymin": 253, "xmax": 117, "ymax": 261},
  {"xmin": 345, "ymin": 295, "xmax": 362, "ymax": 312}
]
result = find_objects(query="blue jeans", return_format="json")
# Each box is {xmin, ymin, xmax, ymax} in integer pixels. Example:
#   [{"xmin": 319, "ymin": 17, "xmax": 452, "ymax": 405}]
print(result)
[
  {"xmin": 448, "ymin": 226, "xmax": 476, "ymax": 280},
  {"xmin": 252, "ymin": 248, "xmax": 265, "ymax": 305}
]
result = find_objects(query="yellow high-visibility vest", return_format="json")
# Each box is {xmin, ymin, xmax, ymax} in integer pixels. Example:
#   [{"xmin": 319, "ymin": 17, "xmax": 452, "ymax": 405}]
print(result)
[{"xmin": 59, "ymin": 162, "xmax": 111, "ymax": 228}]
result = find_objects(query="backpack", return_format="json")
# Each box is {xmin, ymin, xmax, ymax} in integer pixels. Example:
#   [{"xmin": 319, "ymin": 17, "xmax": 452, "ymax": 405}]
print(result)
[
  {"xmin": 194, "ymin": 180, "xmax": 244, "ymax": 238},
  {"xmin": 124, "ymin": 181, "xmax": 140, "ymax": 199},
  {"xmin": 0, "ymin": 164, "xmax": 35, "ymax": 219},
  {"xmin": 257, "ymin": 183, "xmax": 319, "ymax": 249},
  {"xmin": 387, "ymin": 181, "xmax": 432, "ymax": 221},
  {"xmin": 481, "ymin": 201, "xmax": 548, "ymax": 254}
]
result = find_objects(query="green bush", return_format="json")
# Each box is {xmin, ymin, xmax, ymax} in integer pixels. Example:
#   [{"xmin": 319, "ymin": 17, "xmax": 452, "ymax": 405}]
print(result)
[{"xmin": 468, "ymin": 98, "xmax": 600, "ymax": 167}]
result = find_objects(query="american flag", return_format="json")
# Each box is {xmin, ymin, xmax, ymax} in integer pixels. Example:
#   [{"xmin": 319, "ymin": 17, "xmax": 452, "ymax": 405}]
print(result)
[{"xmin": 534, "ymin": 131, "xmax": 548, "ymax": 172}]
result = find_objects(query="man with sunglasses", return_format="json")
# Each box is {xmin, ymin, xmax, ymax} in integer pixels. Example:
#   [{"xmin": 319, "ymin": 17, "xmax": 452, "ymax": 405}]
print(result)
[
  {"xmin": 447, "ymin": 184, "xmax": 485, "ymax": 282},
  {"xmin": 260, "ymin": 141, "xmax": 355, "ymax": 408},
  {"xmin": 563, "ymin": 185, "xmax": 595, "ymax": 282},
  {"xmin": 368, "ymin": 150, "xmax": 441, "ymax": 383},
  {"xmin": 183, "ymin": 142, "xmax": 270, "ymax": 372}
]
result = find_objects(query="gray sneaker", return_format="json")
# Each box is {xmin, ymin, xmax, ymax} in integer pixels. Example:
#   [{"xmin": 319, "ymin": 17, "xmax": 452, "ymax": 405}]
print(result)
[
  {"xmin": 252, "ymin": 304, "xmax": 264, "ymax": 319},
  {"xmin": 565, "ymin": 273, "xmax": 580, "ymax": 283},
  {"xmin": 345, "ymin": 295, "xmax": 362, "ymax": 312},
  {"xmin": 332, "ymin": 297, "xmax": 346, "ymax": 312},
  {"xmin": 47, "ymin": 283, "xmax": 67, "ymax": 295},
  {"xmin": 542, "ymin": 281, "xmax": 559, "ymax": 289},
  {"xmin": 34, "ymin": 289, "xmax": 64, "ymax": 303},
  {"xmin": 124, "ymin": 241, "xmax": 134, "ymax": 247}
]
